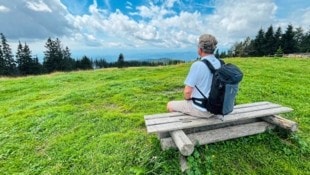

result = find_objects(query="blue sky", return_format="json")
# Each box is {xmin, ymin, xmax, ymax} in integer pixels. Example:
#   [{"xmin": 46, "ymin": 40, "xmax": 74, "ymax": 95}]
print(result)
[{"xmin": 0, "ymin": 0, "xmax": 309, "ymax": 61}]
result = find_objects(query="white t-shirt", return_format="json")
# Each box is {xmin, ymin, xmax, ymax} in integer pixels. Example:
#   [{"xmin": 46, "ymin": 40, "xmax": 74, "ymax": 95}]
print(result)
[{"xmin": 184, "ymin": 55, "xmax": 221, "ymax": 111}]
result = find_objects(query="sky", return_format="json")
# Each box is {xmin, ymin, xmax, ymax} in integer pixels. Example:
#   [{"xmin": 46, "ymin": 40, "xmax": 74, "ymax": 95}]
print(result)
[{"xmin": 0, "ymin": 0, "xmax": 309, "ymax": 61}]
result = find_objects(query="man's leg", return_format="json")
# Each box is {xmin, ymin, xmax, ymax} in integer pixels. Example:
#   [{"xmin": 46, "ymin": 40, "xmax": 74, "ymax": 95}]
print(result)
[{"xmin": 167, "ymin": 100, "xmax": 213, "ymax": 118}]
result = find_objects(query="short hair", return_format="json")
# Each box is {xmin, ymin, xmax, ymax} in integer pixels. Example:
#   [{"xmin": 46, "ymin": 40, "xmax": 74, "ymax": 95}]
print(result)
[{"xmin": 198, "ymin": 34, "xmax": 217, "ymax": 53}]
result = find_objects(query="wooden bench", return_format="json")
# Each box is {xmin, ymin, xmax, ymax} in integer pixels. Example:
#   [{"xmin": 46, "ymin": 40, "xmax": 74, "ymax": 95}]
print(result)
[
  {"xmin": 144, "ymin": 101, "xmax": 297, "ymax": 171},
  {"xmin": 144, "ymin": 101, "xmax": 297, "ymax": 156}
]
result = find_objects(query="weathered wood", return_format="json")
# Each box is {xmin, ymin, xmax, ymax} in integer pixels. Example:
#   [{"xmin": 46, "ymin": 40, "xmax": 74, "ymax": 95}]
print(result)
[
  {"xmin": 262, "ymin": 115, "xmax": 298, "ymax": 132},
  {"xmin": 157, "ymin": 118, "xmax": 261, "ymax": 139},
  {"xmin": 144, "ymin": 102, "xmax": 281, "ymax": 126},
  {"xmin": 147, "ymin": 106, "xmax": 292, "ymax": 133},
  {"xmin": 179, "ymin": 154, "xmax": 188, "ymax": 172},
  {"xmin": 169, "ymin": 130, "xmax": 194, "ymax": 156},
  {"xmin": 160, "ymin": 121, "xmax": 274, "ymax": 150}
]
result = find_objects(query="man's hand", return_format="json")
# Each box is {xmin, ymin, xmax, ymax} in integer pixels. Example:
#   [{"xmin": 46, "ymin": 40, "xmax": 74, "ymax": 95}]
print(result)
[{"xmin": 183, "ymin": 85, "xmax": 193, "ymax": 100}]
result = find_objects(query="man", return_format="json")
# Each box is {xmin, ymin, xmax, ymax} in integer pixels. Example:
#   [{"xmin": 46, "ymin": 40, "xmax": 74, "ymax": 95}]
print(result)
[{"xmin": 167, "ymin": 34, "xmax": 221, "ymax": 117}]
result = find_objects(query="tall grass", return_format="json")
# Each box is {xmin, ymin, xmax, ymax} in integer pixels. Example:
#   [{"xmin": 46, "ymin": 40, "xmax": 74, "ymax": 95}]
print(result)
[{"xmin": 0, "ymin": 57, "xmax": 309, "ymax": 174}]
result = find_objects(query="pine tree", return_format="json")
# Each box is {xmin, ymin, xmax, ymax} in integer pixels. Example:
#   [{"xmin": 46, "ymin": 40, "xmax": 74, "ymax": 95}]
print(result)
[
  {"xmin": 0, "ymin": 33, "xmax": 16, "ymax": 76},
  {"xmin": 294, "ymin": 27, "xmax": 304, "ymax": 52},
  {"xmin": 62, "ymin": 46, "xmax": 75, "ymax": 71},
  {"xmin": 16, "ymin": 41, "xmax": 23, "ymax": 75},
  {"xmin": 300, "ymin": 31, "xmax": 310, "ymax": 52},
  {"xmin": 117, "ymin": 53, "xmax": 125, "ymax": 68},
  {"xmin": 78, "ymin": 56, "xmax": 92, "ymax": 70},
  {"xmin": 274, "ymin": 27, "xmax": 283, "ymax": 55},
  {"xmin": 253, "ymin": 28, "xmax": 265, "ymax": 56},
  {"xmin": 43, "ymin": 38, "xmax": 64, "ymax": 73},
  {"xmin": 264, "ymin": 25, "xmax": 275, "ymax": 55},
  {"xmin": 0, "ymin": 43, "xmax": 3, "ymax": 75},
  {"xmin": 282, "ymin": 25, "xmax": 297, "ymax": 54}
]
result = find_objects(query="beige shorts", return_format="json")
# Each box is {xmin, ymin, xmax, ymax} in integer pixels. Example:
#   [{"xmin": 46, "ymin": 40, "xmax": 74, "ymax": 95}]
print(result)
[{"xmin": 168, "ymin": 100, "xmax": 213, "ymax": 118}]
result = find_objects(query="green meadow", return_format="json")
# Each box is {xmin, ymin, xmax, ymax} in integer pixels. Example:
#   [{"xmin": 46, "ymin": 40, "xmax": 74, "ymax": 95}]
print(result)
[{"xmin": 0, "ymin": 57, "xmax": 309, "ymax": 174}]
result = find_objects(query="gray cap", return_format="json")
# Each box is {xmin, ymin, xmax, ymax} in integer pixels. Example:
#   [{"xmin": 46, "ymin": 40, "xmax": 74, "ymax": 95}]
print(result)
[{"xmin": 198, "ymin": 34, "xmax": 217, "ymax": 53}]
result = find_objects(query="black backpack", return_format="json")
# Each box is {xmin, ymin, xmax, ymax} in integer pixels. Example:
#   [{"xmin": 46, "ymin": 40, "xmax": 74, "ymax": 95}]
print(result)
[{"xmin": 193, "ymin": 59, "xmax": 243, "ymax": 115}]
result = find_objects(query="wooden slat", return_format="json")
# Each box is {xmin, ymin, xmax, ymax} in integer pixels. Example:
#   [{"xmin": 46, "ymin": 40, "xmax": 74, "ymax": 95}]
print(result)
[
  {"xmin": 233, "ymin": 101, "xmax": 270, "ymax": 109},
  {"xmin": 144, "ymin": 112, "xmax": 182, "ymax": 120},
  {"xmin": 146, "ymin": 106, "xmax": 292, "ymax": 133},
  {"xmin": 157, "ymin": 118, "xmax": 261, "ymax": 139},
  {"xmin": 145, "ymin": 103, "xmax": 287, "ymax": 127},
  {"xmin": 160, "ymin": 121, "xmax": 274, "ymax": 150},
  {"xmin": 144, "ymin": 101, "xmax": 272, "ymax": 120}
]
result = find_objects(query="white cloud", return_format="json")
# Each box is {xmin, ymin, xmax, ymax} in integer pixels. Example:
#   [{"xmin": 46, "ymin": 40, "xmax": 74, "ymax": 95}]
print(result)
[
  {"xmin": 0, "ymin": 5, "xmax": 10, "ymax": 12},
  {"xmin": 1, "ymin": 0, "xmax": 309, "ymax": 59},
  {"xmin": 26, "ymin": 0, "xmax": 52, "ymax": 13},
  {"xmin": 204, "ymin": 0, "xmax": 277, "ymax": 47}
]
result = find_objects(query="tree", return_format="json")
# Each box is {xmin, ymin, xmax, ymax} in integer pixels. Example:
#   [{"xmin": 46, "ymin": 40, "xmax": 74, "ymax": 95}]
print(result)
[
  {"xmin": 282, "ymin": 25, "xmax": 297, "ymax": 54},
  {"xmin": 294, "ymin": 27, "xmax": 304, "ymax": 52},
  {"xmin": 43, "ymin": 38, "xmax": 63, "ymax": 73},
  {"xmin": 16, "ymin": 42, "xmax": 33, "ymax": 75},
  {"xmin": 77, "ymin": 56, "xmax": 92, "ymax": 70},
  {"xmin": 214, "ymin": 49, "xmax": 220, "ymax": 58},
  {"xmin": 62, "ymin": 46, "xmax": 76, "ymax": 71},
  {"xmin": 0, "ymin": 33, "xmax": 16, "ymax": 76},
  {"xmin": 0, "ymin": 42, "xmax": 3, "ymax": 75},
  {"xmin": 264, "ymin": 25, "xmax": 275, "ymax": 55},
  {"xmin": 117, "ymin": 53, "xmax": 125, "ymax": 68},
  {"xmin": 300, "ymin": 30, "xmax": 310, "ymax": 52},
  {"xmin": 274, "ymin": 27, "xmax": 283, "ymax": 55},
  {"xmin": 253, "ymin": 28, "xmax": 265, "ymax": 56}
]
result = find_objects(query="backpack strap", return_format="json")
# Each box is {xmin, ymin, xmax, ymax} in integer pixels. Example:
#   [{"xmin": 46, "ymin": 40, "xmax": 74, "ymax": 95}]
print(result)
[
  {"xmin": 195, "ymin": 85, "xmax": 208, "ymax": 99},
  {"xmin": 201, "ymin": 58, "xmax": 224, "ymax": 73},
  {"xmin": 201, "ymin": 59, "xmax": 216, "ymax": 74}
]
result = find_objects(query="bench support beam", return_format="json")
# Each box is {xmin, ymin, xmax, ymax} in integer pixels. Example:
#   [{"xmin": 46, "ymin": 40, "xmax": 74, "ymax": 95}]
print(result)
[
  {"xmin": 169, "ymin": 130, "xmax": 194, "ymax": 156},
  {"xmin": 161, "ymin": 121, "xmax": 274, "ymax": 150}
]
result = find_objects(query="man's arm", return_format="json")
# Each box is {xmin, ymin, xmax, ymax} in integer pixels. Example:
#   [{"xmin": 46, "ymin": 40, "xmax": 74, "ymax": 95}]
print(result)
[{"xmin": 183, "ymin": 85, "xmax": 193, "ymax": 100}]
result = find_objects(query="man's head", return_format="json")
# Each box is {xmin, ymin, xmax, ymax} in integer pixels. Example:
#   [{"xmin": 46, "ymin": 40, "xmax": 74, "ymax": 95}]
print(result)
[{"xmin": 198, "ymin": 34, "xmax": 217, "ymax": 55}]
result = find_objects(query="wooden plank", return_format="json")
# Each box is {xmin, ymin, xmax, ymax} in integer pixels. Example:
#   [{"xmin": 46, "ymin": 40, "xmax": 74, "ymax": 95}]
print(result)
[
  {"xmin": 170, "ymin": 130, "xmax": 194, "ymax": 156},
  {"xmin": 144, "ymin": 112, "xmax": 182, "ymax": 120},
  {"xmin": 145, "ymin": 103, "xmax": 283, "ymax": 126},
  {"xmin": 146, "ymin": 106, "xmax": 292, "ymax": 133},
  {"xmin": 233, "ymin": 101, "xmax": 270, "ymax": 109},
  {"xmin": 157, "ymin": 118, "xmax": 260, "ymax": 139},
  {"xmin": 144, "ymin": 101, "xmax": 271, "ymax": 120},
  {"xmin": 262, "ymin": 115, "xmax": 298, "ymax": 132},
  {"xmin": 160, "ymin": 121, "xmax": 274, "ymax": 150}
]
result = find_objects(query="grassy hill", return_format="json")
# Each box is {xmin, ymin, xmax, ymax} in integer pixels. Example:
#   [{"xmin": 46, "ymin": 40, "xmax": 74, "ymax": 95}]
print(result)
[{"xmin": 0, "ymin": 57, "xmax": 309, "ymax": 174}]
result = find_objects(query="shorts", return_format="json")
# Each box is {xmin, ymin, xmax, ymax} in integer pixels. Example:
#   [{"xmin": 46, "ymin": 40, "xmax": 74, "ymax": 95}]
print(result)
[{"xmin": 167, "ymin": 100, "xmax": 213, "ymax": 118}]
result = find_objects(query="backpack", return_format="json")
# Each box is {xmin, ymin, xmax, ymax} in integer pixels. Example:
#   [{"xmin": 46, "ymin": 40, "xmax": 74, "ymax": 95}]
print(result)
[{"xmin": 193, "ymin": 59, "xmax": 243, "ymax": 115}]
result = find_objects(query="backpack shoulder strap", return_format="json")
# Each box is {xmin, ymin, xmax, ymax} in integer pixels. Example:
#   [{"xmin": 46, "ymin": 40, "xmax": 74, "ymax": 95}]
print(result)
[{"xmin": 201, "ymin": 59, "xmax": 216, "ymax": 74}]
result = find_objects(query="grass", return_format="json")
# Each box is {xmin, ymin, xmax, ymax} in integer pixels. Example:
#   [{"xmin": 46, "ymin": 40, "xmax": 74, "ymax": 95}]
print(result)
[{"xmin": 0, "ymin": 57, "xmax": 309, "ymax": 174}]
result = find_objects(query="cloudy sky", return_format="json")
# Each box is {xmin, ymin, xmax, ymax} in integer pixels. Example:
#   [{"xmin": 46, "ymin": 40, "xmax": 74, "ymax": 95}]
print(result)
[{"xmin": 0, "ymin": 0, "xmax": 309, "ymax": 61}]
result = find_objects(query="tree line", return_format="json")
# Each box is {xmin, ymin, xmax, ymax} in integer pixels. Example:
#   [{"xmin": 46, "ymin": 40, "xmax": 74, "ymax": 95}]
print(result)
[
  {"xmin": 222, "ymin": 24, "xmax": 310, "ymax": 57},
  {"xmin": 0, "ymin": 33, "xmax": 184, "ymax": 77}
]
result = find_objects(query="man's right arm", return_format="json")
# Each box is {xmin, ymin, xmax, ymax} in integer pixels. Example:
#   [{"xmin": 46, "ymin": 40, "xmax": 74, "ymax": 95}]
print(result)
[{"xmin": 183, "ymin": 85, "xmax": 193, "ymax": 100}]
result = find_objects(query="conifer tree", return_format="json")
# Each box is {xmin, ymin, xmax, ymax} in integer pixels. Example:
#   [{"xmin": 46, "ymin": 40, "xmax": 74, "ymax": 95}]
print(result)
[
  {"xmin": 0, "ymin": 41, "xmax": 4, "ymax": 75},
  {"xmin": 117, "ymin": 53, "xmax": 125, "ymax": 68},
  {"xmin": 43, "ymin": 38, "xmax": 64, "ymax": 73},
  {"xmin": 274, "ymin": 27, "xmax": 283, "ymax": 54},
  {"xmin": 253, "ymin": 29, "xmax": 265, "ymax": 56},
  {"xmin": 264, "ymin": 25, "xmax": 275, "ymax": 55},
  {"xmin": 282, "ymin": 25, "xmax": 297, "ymax": 54},
  {"xmin": 0, "ymin": 33, "xmax": 15, "ymax": 75}
]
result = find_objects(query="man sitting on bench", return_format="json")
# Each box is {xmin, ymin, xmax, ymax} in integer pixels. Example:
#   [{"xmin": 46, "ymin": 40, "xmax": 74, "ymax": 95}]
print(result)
[{"xmin": 167, "ymin": 34, "xmax": 221, "ymax": 118}]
